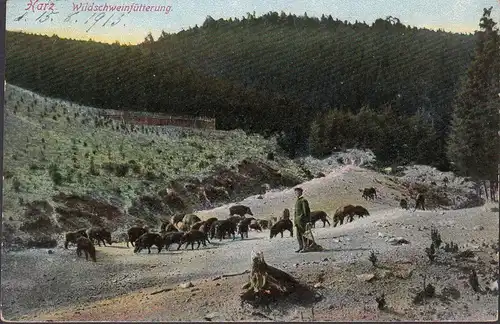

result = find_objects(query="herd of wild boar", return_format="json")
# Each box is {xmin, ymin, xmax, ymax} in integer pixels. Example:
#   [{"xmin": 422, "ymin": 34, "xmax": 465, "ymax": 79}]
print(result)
[{"xmin": 64, "ymin": 187, "xmax": 425, "ymax": 262}]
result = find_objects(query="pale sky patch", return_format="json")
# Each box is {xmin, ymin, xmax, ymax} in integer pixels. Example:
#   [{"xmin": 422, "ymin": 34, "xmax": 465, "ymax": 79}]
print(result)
[{"xmin": 6, "ymin": 0, "xmax": 499, "ymax": 44}]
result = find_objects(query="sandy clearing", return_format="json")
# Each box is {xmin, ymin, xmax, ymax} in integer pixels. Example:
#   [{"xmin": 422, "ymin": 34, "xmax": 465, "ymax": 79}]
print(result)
[{"xmin": 196, "ymin": 165, "xmax": 401, "ymax": 221}]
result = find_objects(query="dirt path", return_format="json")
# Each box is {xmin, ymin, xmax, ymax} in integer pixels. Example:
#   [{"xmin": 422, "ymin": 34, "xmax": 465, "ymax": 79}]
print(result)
[
  {"xmin": 2, "ymin": 166, "xmax": 498, "ymax": 321},
  {"xmin": 195, "ymin": 164, "xmax": 400, "ymax": 221}
]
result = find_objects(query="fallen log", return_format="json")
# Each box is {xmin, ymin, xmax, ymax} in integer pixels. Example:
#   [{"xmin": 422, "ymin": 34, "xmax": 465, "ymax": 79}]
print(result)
[
  {"xmin": 240, "ymin": 251, "xmax": 300, "ymax": 305},
  {"xmin": 150, "ymin": 287, "xmax": 172, "ymax": 295},
  {"xmin": 222, "ymin": 269, "xmax": 250, "ymax": 278}
]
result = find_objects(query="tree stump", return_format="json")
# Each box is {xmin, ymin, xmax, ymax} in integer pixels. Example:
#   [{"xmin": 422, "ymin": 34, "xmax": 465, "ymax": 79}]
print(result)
[{"xmin": 240, "ymin": 252, "xmax": 300, "ymax": 305}]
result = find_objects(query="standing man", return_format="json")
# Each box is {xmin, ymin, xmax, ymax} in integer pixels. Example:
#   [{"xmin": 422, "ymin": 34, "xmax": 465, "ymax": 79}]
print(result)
[{"xmin": 293, "ymin": 187, "xmax": 311, "ymax": 253}]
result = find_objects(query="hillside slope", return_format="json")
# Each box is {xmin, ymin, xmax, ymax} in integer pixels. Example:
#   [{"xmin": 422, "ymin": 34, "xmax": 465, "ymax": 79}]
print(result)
[
  {"xmin": 2, "ymin": 84, "xmax": 312, "ymax": 248},
  {"xmin": 5, "ymin": 18, "xmax": 476, "ymax": 167}
]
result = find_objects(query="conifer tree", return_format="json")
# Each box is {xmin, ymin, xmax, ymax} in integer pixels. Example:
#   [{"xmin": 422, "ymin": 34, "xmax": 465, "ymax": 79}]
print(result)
[
  {"xmin": 309, "ymin": 116, "xmax": 329, "ymax": 158},
  {"xmin": 447, "ymin": 7, "xmax": 500, "ymax": 185}
]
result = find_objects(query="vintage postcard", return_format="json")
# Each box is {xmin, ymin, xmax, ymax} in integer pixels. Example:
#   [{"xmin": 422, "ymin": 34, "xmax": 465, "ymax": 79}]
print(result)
[{"xmin": 1, "ymin": 0, "xmax": 499, "ymax": 321}]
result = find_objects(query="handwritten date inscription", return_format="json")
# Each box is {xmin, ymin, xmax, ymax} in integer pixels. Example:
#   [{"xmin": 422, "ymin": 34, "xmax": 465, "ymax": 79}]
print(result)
[{"xmin": 14, "ymin": 10, "xmax": 126, "ymax": 32}]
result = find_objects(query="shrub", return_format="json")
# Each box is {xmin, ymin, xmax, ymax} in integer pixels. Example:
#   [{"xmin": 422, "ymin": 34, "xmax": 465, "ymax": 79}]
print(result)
[
  {"xmin": 128, "ymin": 160, "xmax": 142, "ymax": 174},
  {"xmin": 29, "ymin": 164, "xmax": 43, "ymax": 171},
  {"xmin": 145, "ymin": 171, "xmax": 157, "ymax": 181},
  {"xmin": 3, "ymin": 171, "xmax": 13, "ymax": 179},
  {"xmin": 431, "ymin": 227, "xmax": 442, "ymax": 249},
  {"xmin": 115, "ymin": 164, "xmax": 129, "ymax": 177},
  {"xmin": 198, "ymin": 160, "xmax": 209, "ymax": 169},
  {"xmin": 425, "ymin": 243, "xmax": 436, "ymax": 262},
  {"xmin": 469, "ymin": 270, "xmax": 480, "ymax": 292},
  {"xmin": 66, "ymin": 168, "xmax": 75, "ymax": 182},
  {"xmin": 369, "ymin": 250, "xmax": 378, "ymax": 267},
  {"xmin": 376, "ymin": 293, "xmax": 386, "ymax": 310},
  {"xmin": 12, "ymin": 178, "xmax": 22, "ymax": 192},
  {"xmin": 89, "ymin": 157, "xmax": 100, "ymax": 176}
]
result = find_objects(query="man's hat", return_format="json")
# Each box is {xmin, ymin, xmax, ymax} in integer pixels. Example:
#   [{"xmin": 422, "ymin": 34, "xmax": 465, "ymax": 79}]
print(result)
[{"xmin": 294, "ymin": 187, "xmax": 303, "ymax": 192}]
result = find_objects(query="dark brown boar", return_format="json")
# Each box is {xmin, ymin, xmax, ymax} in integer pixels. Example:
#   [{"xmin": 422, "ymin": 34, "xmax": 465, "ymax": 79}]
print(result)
[
  {"xmin": 269, "ymin": 219, "xmax": 293, "ymax": 238},
  {"xmin": 361, "ymin": 187, "xmax": 377, "ymax": 200},
  {"xmin": 87, "ymin": 227, "xmax": 112, "ymax": 247},
  {"xmin": 76, "ymin": 236, "xmax": 96, "ymax": 262},
  {"xmin": 240, "ymin": 217, "xmax": 255, "ymax": 226},
  {"xmin": 198, "ymin": 223, "xmax": 211, "ymax": 243},
  {"xmin": 257, "ymin": 219, "xmax": 269, "ymax": 230},
  {"xmin": 209, "ymin": 221, "xmax": 219, "ymax": 239},
  {"xmin": 236, "ymin": 217, "xmax": 255, "ymax": 239},
  {"xmin": 353, "ymin": 205, "xmax": 370, "ymax": 219},
  {"xmin": 309, "ymin": 210, "xmax": 331, "ymax": 228},
  {"xmin": 333, "ymin": 205, "xmax": 370, "ymax": 225},
  {"xmin": 209, "ymin": 220, "xmax": 232, "ymax": 239},
  {"xmin": 190, "ymin": 221, "xmax": 206, "ymax": 231},
  {"xmin": 333, "ymin": 205, "xmax": 355, "ymax": 226},
  {"xmin": 133, "ymin": 233, "xmax": 163, "ymax": 254},
  {"xmin": 180, "ymin": 230, "xmax": 209, "ymax": 250},
  {"xmin": 204, "ymin": 217, "xmax": 218, "ymax": 233},
  {"xmin": 249, "ymin": 220, "xmax": 262, "ymax": 232},
  {"xmin": 229, "ymin": 205, "xmax": 253, "ymax": 217},
  {"xmin": 400, "ymin": 198, "xmax": 409, "ymax": 210},
  {"xmin": 64, "ymin": 229, "xmax": 88, "ymax": 249},
  {"xmin": 127, "ymin": 226, "xmax": 148, "ymax": 248},
  {"xmin": 213, "ymin": 220, "xmax": 236, "ymax": 241},
  {"xmin": 237, "ymin": 220, "xmax": 249, "ymax": 239},
  {"xmin": 162, "ymin": 231, "xmax": 185, "ymax": 251},
  {"xmin": 281, "ymin": 209, "xmax": 291, "ymax": 220},
  {"xmin": 227, "ymin": 216, "xmax": 244, "ymax": 224}
]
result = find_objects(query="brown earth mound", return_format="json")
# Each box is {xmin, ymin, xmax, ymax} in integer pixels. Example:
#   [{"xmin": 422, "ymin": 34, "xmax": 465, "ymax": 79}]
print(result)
[{"xmin": 400, "ymin": 181, "xmax": 484, "ymax": 210}]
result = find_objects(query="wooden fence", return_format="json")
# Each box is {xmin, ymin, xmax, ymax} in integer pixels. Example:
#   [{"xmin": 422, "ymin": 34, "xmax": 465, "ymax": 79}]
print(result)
[{"xmin": 99, "ymin": 109, "xmax": 216, "ymax": 130}]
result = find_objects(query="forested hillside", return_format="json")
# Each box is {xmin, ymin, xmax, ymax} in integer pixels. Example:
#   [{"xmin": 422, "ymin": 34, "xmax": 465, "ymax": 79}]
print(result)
[
  {"xmin": 152, "ymin": 13, "xmax": 474, "ymax": 115},
  {"xmin": 5, "ymin": 13, "xmax": 477, "ymax": 167}
]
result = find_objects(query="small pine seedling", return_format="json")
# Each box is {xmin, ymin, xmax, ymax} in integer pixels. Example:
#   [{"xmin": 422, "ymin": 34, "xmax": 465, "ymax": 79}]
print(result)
[
  {"xmin": 444, "ymin": 241, "xmax": 459, "ymax": 253},
  {"xmin": 425, "ymin": 243, "xmax": 436, "ymax": 262},
  {"xmin": 376, "ymin": 293, "xmax": 386, "ymax": 310},
  {"xmin": 431, "ymin": 227, "xmax": 442, "ymax": 249},
  {"xmin": 469, "ymin": 269, "xmax": 480, "ymax": 292},
  {"xmin": 424, "ymin": 283, "xmax": 435, "ymax": 298}
]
